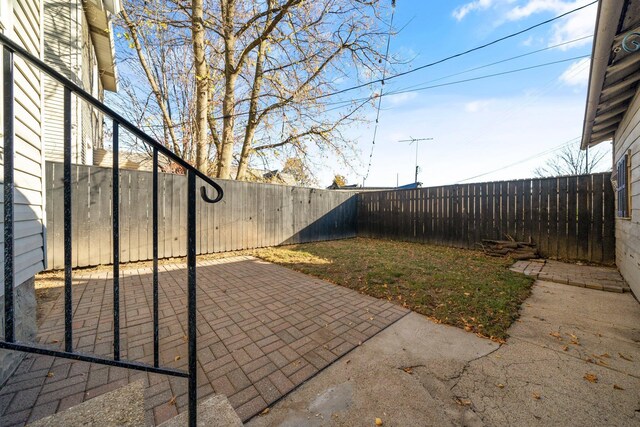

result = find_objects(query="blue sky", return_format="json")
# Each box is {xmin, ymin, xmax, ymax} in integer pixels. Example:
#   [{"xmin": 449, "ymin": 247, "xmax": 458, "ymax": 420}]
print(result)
[{"xmin": 322, "ymin": 0, "xmax": 611, "ymax": 188}]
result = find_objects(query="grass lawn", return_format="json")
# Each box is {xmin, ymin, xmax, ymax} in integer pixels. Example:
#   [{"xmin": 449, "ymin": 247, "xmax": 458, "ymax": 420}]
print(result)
[
  {"xmin": 37, "ymin": 237, "xmax": 533, "ymax": 340},
  {"xmin": 251, "ymin": 238, "xmax": 534, "ymax": 340}
]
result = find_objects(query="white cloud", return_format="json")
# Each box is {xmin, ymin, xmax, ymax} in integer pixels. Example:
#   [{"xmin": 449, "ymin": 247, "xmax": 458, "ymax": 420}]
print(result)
[
  {"xmin": 465, "ymin": 99, "xmax": 495, "ymax": 112},
  {"xmin": 504, "ymin": 1, "xmax": 596, "ymax": 49},
  {"xmin": 385, "ymin": 92, "xmax": 418, "ymax": 106},
  {"xmin": 548, "ymin": 5, "xmax": 596, "ymax": 49},
  {"xmin": 452, "ymin": 0, "xmax": 496, "ymax": 21},
  {"xmin": 559, "ymin": 57, "xmax": 590, "ymax": 86},
  {"xmin": 452, "ymin": 1, "xmax": 596, "ymax": 50}
]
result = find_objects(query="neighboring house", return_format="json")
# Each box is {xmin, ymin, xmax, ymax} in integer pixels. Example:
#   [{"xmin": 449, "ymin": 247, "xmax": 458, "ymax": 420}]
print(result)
[
  {"xmin": 43, "ymin": 0, "xmax": 118, "ymax": 164},
  {"xmin": 581, "ymin": 1, "xmax": 640, "ymax": 296},
  {"xmin": 327, "ymin": 182, "xmax": 422, "ymax": 191},
  {"xmin": 0, "ymin": 0, "xmax": 119, "ymax": 383},
  {"xmin": 0, "ymin": 0, "xmax": 46, "ymax": 383}
]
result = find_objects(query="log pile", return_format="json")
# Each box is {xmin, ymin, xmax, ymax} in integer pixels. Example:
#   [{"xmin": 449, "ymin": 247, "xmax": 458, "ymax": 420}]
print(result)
[{"xmin": 480, "ymin": 239, "xmax": 539, "ymax": 260}]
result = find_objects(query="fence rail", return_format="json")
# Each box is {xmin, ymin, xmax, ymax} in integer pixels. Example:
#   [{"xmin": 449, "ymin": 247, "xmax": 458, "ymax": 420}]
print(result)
[
  {"xmin": 357, "ymin": 173, "xmax": 615, "ymax": 264},
  {"xmin": 46, "ymin": 162, "xmax": 357, "ymax": 269}
]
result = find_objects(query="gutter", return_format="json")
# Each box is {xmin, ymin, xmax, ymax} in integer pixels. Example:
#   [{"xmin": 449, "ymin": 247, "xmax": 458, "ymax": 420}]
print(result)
[{"xmin": 580, "ymin": 0, "xmax": 625, "ymax": 149}]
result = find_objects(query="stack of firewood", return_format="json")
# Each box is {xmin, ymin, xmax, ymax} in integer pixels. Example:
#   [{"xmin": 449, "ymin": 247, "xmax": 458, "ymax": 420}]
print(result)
[{"xmin": 480, "ymin": 239, "xmax": 538, "ymax": 260}]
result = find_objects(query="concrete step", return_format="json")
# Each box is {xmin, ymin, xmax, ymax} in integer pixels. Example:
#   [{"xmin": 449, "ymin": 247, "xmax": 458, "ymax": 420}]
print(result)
[
  {"xmin": 27, "ymin": 380, "xmax": 145, "ymax": 427},
  {"xmin": 158, "ymin": 394, "xmax": 243, "ymax": 427}
]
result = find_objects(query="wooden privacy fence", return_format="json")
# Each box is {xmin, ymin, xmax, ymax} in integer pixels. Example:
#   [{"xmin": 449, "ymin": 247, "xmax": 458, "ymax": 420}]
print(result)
[
  {"xmin": 357, "ymin": 173, "xmax": 615, "ymax": 264},
  {"xmin": 46, "ymin": 162, "xmax": 357, "ymax": 269}
]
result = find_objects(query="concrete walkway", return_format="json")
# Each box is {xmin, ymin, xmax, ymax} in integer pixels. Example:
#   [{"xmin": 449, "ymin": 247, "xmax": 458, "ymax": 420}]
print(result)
[
  {"xmin": 250, "ymin": 280, "xmax": 640, "ymax": 426},
  {"xmin": 0, "ymin": 257, "xmax": 408, "ymax": 426}
]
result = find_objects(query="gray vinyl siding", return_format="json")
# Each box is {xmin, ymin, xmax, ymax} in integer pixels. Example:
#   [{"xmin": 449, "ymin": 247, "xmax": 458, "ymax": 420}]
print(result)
[
  {"xmin": 1, "ymin": 0, "xmax": 46, "ymax": 289},
  {"xmin": 613, "ymin": 89, "xmax": 640, "ymax": 296}
]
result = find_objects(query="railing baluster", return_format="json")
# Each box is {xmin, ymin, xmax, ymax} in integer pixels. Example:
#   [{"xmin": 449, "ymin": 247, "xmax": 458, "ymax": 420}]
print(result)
[
  {"xmin": 152, "ymin": 148, "xmax": 159, "ymax": 367},
  {"xmin": 63, "ymin": 87, "xmax": 73, "ymax": 352},
  {"xmin": 112, "ymin": 121, "xmax": 120, "ymax": 360},
  {"xmin": 3, "ymin": 46, "xmax": 15, "ymax": 343},
  {"xmin": 187, "ymin": 170, "xmax": 197, "ymax": 427}
]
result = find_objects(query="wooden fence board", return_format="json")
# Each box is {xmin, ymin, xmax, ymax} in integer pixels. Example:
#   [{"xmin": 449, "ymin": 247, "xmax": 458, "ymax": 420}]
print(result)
[
  {"xmin": 46, "ymin": 162, "xmax": 357, "ymax": 268},
  {"xmin": 355, "ymin": 173, "xmax": 614, "ymax": 264},
  {"xmin": 46, "ymin": 162, "xmax": 613, "ymax": 268}
]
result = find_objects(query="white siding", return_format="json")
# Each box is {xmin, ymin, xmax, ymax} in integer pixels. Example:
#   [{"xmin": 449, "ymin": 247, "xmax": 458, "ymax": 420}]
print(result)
[
  {"xmin": 43, "ymin": 0, "xmax": 103, "ymax": 165},
  {"xmin": 0, "ymin": 0, "xmax": 46, "ymax": 290},
  {"xmin": 613, "ymin": 89, "xmax": 640, "ymax": 296}
]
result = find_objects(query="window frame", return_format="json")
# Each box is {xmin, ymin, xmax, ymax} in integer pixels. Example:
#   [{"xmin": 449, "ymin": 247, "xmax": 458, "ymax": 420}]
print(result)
[{"xmin": 616, "ymin": 153, "xmax": 631, "ymax": 218}]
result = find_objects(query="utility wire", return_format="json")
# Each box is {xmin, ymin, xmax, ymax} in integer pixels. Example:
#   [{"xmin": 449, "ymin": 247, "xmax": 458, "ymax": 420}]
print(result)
[
  {"xmin": 456, "ymin": 137, "xmax": 580, "ymax": 183},
  {"xmin": 362, "ymin": 0, "xmax": 396, "ymax": 185},
  {"xmin": 208, "ymin": 1, "xmax": 596, "ymax": 122},
  {"xmin": 382, "ymin": 54, "xmax": 589, "ymax": 96},
  {"xmin": 397, "ymin": 34, "xmax": 593, "ymax": 92},
  {"xmin": 313, "ymin": 0, "xmax": 597, "ymax": 101},
  {"xmin": 316, "ymin": 54, "xmax": 591, "ymax": 112}
]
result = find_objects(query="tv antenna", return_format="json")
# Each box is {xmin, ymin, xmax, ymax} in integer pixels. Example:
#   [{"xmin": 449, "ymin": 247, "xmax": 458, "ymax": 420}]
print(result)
[{"xmin": 398, "ymin": 137, "xmax": 434, "ymax": 184}]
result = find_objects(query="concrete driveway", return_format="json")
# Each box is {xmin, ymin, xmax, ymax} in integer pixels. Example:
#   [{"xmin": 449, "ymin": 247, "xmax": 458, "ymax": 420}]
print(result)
[{"xmin": 249, "ymin": 279, "xmax": 640, "ymax": 426}]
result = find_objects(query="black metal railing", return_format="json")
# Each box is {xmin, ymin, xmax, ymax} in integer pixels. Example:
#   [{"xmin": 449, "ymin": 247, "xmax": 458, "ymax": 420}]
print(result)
[{"xmin": 0, "ymin": 33, "xmax": 223, "ymax": 427}]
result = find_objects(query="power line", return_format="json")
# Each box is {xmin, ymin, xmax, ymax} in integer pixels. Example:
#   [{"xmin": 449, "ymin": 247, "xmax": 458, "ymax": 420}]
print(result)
[
  {"xmin": 397, "ymin": 34, "xmax": 593, "ymax": 92},
  {"xmin": 318, "ymin": 53, "xmax": 590, "ymax": 112},
  {"xmin": 313, "ymin": 0, "xmax": 597, "ymax": 101},
  {"xmin": 456, "ymin": 137, "xmax": 580, "ymax": 183},
  {"xmin": 208, "ymin": 1, "xmax": 596, "ymax": 122},
  {"xmin": 362, "ymin": 0, "xmax": 396, "ymax": 185},
  {"xmin": 382, "ymin": 54, "xmax": 590, "ymax": 96}
]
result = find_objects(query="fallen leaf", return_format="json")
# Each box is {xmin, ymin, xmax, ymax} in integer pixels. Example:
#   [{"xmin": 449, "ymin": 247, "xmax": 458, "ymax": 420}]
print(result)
[
  {"xmin": 613, "ymin": 384, "xmax": 624, "ymax": 390},
  {"xmin": 463, "ymin": 292, "xmax": 470, "ymax": 296},
  {"xmin": 402, "ymin": 367, "xmax": 413, "ymax": 374},
  {"xmin": 549, "ymin": 332, "xmax": 562, "ymax": 339},
  {"xmin": 584, "ymin": 373, "xmax": 598, "ymax": 383},
  {"xmin": 47, "ymin": 372, "xmax": 54, "ymax": 378},
  {"xmin": 174, "ymin": 355, "xmax": 181, "ymax": 361},
  {"xmin": 168, "ymin": 396, "xmax": 177, "ymax": 406},
  {"xmin": 619, "ymin": 353, "xmax": 632, "ymax": 361},
  {"xmin": 496, "ymin": 383, "xmax": 505, "ymax": 389},
  {"xmin": 375, "ymin": 418, "xmax": 383, "ymax": 426},
  {"xmin": 532, "ymin": 392, "xmax": 541, "ymax": 400},
  {"xmin": 562, "ymin": 346, "xmax": 569, "ymax": 351},
  {"xmin": 261, "ymin": 408, "xmax": 270, "ymax": 415},
  {"xmin": 51, "ymin": 339, "xmax": 60, "ymax": 344},
  {"xmin": 456, "ymin": 398, "xmax": 472, "ymax": 406},
  {"xmin": 586, "ymin": 358, "xmax": 594, "ymax": 364}
]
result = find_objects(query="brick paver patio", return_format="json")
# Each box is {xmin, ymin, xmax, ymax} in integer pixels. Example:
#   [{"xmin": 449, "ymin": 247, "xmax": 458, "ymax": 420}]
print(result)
[
  {"xmin": 511, "ymin": 259, "xmax": 629, "ymax": 292},
  {"xmin": 0, "ymin": 256, "xmax": 409, "ymax": 426}
]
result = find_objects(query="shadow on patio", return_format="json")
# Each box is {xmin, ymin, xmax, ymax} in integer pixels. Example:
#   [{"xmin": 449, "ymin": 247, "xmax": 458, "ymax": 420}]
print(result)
[{"xmin": 0, "ymin": 257, "xmax": 408, "ymax": 426}]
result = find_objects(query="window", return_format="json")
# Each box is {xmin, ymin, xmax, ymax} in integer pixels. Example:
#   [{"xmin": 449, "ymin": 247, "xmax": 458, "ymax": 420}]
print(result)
[{"xmin": 616, "ymin": 153, "xmax": 630, "ymax": 218}]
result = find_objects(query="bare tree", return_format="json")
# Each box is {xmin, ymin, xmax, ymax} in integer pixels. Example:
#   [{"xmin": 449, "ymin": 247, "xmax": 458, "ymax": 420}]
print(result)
[
  {"xmin": 533, "ymin": 144, "xmax": 608, "ymax": 178},
  {"xmin": 117, "ymin": 0, "xmax": 395, "ymax": 179}
]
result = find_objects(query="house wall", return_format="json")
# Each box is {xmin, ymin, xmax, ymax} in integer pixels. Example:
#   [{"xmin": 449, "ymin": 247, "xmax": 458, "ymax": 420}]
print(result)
[
  {"xmin": 0, "ymin": 0, "xmax": 45, "ymax": 383},
  {"xmin": 613, "ymin": 89, "xmax": 640, "ymax": 296},
  {"xmin": 42, "ymin": 0, "xmax": 102, "ymax": 165}
]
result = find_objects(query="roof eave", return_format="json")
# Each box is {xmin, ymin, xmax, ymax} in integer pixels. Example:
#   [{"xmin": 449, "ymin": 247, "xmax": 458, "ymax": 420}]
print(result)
[
  {"xmin": 580, "ymin": 1, "xmax": 625, "ymax": 149},
  {"xmin": 82, "ymin": 0, "xmax": 119, "ymax": 92}
]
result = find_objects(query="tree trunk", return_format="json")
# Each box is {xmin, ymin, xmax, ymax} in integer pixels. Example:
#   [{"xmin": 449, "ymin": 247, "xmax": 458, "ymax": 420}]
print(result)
[
  {"xmin": 236, "ymin": 33, "xmax": 269, "ymax": 180},
  {"xmin": 217, "ymin": 0, "xmax": 237, "ymax": 179},
  {"xmin": 191, "ymin": 0, "xmax": 208, "ymax": 170}
]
